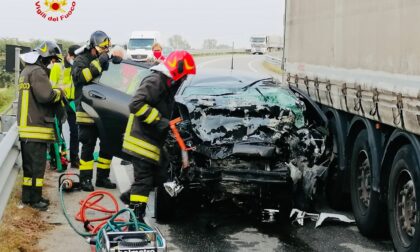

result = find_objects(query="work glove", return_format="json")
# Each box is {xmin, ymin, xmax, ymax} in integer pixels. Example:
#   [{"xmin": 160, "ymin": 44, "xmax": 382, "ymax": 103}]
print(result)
[
  {"xmin": 98, "ymin": 52, "xmax": 110, "ymax": 71},
  {"xmin": 111, "ymin": 55, "xmax": 123, "ymax": 64},
  {"xmin": 111, "ymin": 48, "xmax": 124, "ymax": 64},
  {"xmin": 156, "ymin": 117, "xmax": 170, "ymax": 134}
]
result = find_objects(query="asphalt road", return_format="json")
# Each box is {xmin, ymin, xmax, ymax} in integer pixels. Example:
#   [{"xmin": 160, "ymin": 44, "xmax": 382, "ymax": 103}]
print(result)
[
  {"xmin": 195, "ymin": 54, "xmax": 282, "ymax": 81},
  {"xmin": 114, "ymin": 54, "xmax": 394, "ymax": 252}
]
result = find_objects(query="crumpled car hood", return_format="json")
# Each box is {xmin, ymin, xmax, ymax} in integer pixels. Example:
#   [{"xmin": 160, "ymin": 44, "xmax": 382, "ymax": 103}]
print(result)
[{"xmin": 178, "ymin": 86, "xmax": 306, "ymax": 146}]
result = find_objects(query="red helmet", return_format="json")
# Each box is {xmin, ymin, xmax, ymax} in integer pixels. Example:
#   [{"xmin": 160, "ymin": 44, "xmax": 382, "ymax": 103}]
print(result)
[{"xmin": 163, "ymin": 50, "xmax": 196, "ymax": 81}]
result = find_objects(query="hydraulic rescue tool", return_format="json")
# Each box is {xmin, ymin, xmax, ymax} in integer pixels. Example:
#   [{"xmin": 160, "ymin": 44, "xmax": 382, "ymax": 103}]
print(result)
[
  {"xmin": 58, "ymin": 174, "xmax": 166, "ymax": 251},
  {"xmin": 164, "ymin": 117, "xmax": 194, "ymax": 197},
  {"xmin": 58, "ymin": 173, "xmax": 81, "ymax": 192},
  {"xmin": 50, "ymin": 96, "xmax": 71, "ymax": 172},
  {"xmin": 51, "ymin": 116, "xmax": 69, "ymax": 172}
]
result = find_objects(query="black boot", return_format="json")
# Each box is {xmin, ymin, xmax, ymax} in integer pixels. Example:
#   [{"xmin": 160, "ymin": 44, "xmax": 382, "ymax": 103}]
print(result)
[
  {"xmin": 95, "ymin": 177, "xmax": 117, "ymax": 189},
  {"xmin": 81, "ymin": 178, "xmax": 94, "ymax": 192},
  {"xmin": 71, "ymin": 158, "xmax": 80, "ymax": 169},
  {"xmin": 119, "ymin": 190, "xmax": 130, "ymax": 205},
  {"xmin": 40, "ymin": 197, "xmax": 50, "ymax": 206},
  {"xmin": 129, "ymin": 203, "xmax": 146, "ymax": 224},
  {"xmin": 29, "ymin": 200, "xmax": 49, "ymax": 211}
]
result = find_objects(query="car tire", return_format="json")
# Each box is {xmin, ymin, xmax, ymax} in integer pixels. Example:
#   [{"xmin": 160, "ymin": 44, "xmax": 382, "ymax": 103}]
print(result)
[
  {"xmin": 154, "ymin": 185, "xmax": 175, "ymax": 223},
  {"xmin": 388, "ymin": 145, "xmax": 420, "ymax": 252},
  {"xmin": 350, "ymin": 129, "xmax": 384, "ymax": 237},
  {"xmin": 326, "ymin": 118, "xmax": 350, "ymax": 210}
]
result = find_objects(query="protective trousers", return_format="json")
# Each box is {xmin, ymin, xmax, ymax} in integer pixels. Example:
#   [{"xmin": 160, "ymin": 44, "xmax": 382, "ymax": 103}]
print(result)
[
  {"xmin": 48, "ymin": 122, "xmax": 63, "ymax": 169},
  {"xmin": 21, "ymin": 141, "xmax": 47, "ymax": 204},
  {"xmin": 130, "ymin": 150, "xmax": 168, "ymax": 205},
  {"xmin": 78, "ymin": 124, "xmax": 112, "ymax": 181},
  {"xmin": 66, "ymin": 105, "xmax": 79, "ymax": 162}
]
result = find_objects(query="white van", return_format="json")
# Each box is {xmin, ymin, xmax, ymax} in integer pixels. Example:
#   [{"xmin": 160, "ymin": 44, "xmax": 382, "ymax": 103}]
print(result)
[{"xmin": 127, "ymin": 31, "xmax": 161, "ymax": 61}]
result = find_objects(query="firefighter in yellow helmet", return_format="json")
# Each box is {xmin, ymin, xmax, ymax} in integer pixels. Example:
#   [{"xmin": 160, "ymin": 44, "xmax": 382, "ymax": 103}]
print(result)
[
  {"xmin": 63, "ymin": 45, "xmax": 80, "ymax": 168},
  {"xmin": 120, "ymin": 50, "xmax": 196, "ymax": 222},
  {"xmin": 48, "ymin": 45, "xmax": 81, "ymax": 169},
  {"xmin": 18, "ymin": 41, "xmax": 64, "ymax": 211},
  {"xmin": 71, "ymin": 31, "xmax": 122, "ymax": 191}
]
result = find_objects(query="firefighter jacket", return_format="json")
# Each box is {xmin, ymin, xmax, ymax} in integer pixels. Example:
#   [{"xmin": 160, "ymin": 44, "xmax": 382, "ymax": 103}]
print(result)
[
  {"xmin": 122, "ymin": 71, "xmax": 177, "ymax": 164},
  {"xmin": 71, "ymin": 50, "xmax": 104, "ymax": 125},
  {"xmin": 17, "ymin": 63, "xmax": 62, "ymax": 142}
]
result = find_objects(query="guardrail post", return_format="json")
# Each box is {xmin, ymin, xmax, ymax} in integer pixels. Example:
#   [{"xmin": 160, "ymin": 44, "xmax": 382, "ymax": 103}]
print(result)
[{"xmin": 14, "ymin": 47, "xmax": 21, "ymax": 87}]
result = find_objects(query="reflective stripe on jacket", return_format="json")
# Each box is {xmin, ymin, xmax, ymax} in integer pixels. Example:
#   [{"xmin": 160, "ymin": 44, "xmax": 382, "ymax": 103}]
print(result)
[
  {"xmin": 17, "ymin": 63, "xmax": 62, "ymax": 142},
  {"xmin": 71, "ymin": 51, "xmax": 103, "ymax": 125},
  {"xmin": 122, "ymin": 71, "xmax": 176, "ymax": 164}
]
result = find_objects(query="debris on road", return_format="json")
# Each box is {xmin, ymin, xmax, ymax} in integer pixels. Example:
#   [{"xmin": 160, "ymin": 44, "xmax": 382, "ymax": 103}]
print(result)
[{"xmin": 290, "ymin": 208, "xmax": 355, "ymax": 228}]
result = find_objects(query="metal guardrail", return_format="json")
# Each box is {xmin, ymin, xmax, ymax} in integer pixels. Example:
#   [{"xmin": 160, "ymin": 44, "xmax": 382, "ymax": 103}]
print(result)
[
  {"xmin": 265, "ymin": 55, "xmax": 282, "ymax": 66},
  {"xmin": 189, "ymin": 49, "xmax": 248, "ymax": 56},
  {"xmin": 0, "ymin": 48, "xmax": 22, "ymax": 221},
  {"xmin": 0, "ymin": 120, "xmax": 20, "ymax": 220}
]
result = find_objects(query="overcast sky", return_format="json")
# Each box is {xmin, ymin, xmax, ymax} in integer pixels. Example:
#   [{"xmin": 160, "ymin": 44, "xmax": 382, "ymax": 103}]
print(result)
[{"xmin": 0, "ymin": 0, "xmax": 284, "ymax": 48}]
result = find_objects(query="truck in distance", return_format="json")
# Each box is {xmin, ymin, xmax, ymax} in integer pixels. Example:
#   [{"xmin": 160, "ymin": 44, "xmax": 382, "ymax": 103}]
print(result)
[
  {"xmin": 127, "ymin": 31, "xmax": 160, "ymax": 62},
  {"xmin": 250, "ymin": 36, "xmax": 267, "ymax": 54}
]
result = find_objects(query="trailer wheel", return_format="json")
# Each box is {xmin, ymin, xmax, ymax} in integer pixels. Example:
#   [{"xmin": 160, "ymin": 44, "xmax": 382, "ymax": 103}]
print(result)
[
  {"xmin": 154, "ymin": 185, "xmax": 175, "ymax": 223},
  {"xmin": 350, "ymin": 129, "xmax": 383, "ymax": 237},
  {"xmin": 388, "ymin": 145, "xmax": 420, "ymax": 252}
]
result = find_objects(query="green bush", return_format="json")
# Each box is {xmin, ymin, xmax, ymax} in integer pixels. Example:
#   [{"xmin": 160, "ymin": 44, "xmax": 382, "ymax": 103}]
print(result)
[
  {"xmin": 0, "ymin": 69, "xmax": 13, "ymax": 88},
  {"xmin": 0, "ymin": 86, "xmax": 16, "ymax": 113}
]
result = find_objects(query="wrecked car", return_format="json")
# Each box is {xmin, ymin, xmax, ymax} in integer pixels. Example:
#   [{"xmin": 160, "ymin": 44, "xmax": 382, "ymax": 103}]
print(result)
[
  {"xmin": 80, "ymin": 60, "xmax": 331, "ymax": 221},
  {"xmin": 159, "ymin": 70, "xmax": 332, "ymax": 221}
]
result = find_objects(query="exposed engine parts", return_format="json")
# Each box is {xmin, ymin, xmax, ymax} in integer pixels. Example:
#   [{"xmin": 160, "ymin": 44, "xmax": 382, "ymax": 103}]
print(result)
[{"xmin": 165, "ymin": 80, "xmax": 332, "ymax": 216}]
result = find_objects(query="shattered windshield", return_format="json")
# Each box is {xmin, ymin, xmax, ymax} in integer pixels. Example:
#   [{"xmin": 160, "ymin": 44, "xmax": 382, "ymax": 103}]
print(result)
[
  {"xmin": 182, "ymin": 83, "xmax": 305, "ymax": 129},
  {"xmin": 182, "ymin": 86, "xmax": 240, "ymax": 96}
]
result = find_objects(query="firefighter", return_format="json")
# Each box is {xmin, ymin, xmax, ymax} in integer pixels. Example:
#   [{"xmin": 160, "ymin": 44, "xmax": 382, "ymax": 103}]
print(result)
[
  {"xmin": 71, "ymin": 31, "xmax": 122, "ymax": 191},
  {"xmin": 63, "ymin": 45, "xmax": 81, "ymax": 168},
  {"xmin": 48, "ymin": 55, "xmax": 66, "ymax": 170},
  {"xmin": 18, "ymin": 41, "xmax": 64, "ymax": 211},
  {"xmin": 120, "ymin": 50, "xmax": 196, "ymax": 222},
  {"xmin": 48, "ymin": 45, "xmax": 80, "ymax": 169}
]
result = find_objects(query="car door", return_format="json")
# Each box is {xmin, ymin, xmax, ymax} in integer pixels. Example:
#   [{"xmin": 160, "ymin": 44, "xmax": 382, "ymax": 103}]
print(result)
[{"xmin": 81, "ymin": 61, "xmax": 151, "ymax": 159}]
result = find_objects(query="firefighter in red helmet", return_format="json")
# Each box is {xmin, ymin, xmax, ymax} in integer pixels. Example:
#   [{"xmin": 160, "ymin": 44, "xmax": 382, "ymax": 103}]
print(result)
[{"xmin": 120, "ymin": 50, "xmax": 196, "ymax": 222}]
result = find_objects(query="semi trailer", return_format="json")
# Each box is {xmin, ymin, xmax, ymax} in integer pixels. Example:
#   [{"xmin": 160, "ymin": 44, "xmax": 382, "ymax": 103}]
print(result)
[{"xmin": 283, "ymin": 1, "xmax": 420, "ymax": 251}]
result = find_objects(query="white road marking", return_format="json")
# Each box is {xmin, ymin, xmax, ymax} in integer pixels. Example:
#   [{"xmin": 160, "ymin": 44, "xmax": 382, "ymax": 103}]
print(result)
[{"xmin": 197, "ymin": 56, "xmax": 231, "ymax": 68}]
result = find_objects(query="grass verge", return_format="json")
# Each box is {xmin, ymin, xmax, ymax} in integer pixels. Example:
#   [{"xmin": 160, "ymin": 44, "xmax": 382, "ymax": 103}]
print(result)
[
  {"xmin": 0, "ymin": 86, "xmax": 16, "ymax": 114},
  {"xmin": 263, "ymin": 61, "xmax": 283, "ymax": 75},
  {"xmin": 0, "ymin": 173, "xmax": 53, "ymax": 252}
]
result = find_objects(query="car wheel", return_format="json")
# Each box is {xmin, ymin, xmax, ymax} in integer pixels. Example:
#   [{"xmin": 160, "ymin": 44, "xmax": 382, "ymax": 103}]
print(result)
[
  {"xmin": 388, "ymin": 145, "xmax": 420, "ymax": 252},
  {"xmin": 350, "ymin": 130, "xmax": 384, "ymax": 237},
  {"xmin": 154, "ymin": 185, "xmax": 175, "ymax": 223}
]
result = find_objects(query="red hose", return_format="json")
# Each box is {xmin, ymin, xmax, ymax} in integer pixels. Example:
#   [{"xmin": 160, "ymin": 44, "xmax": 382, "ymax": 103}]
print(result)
[{"xmin": 75, "ymin": 190, "xmax": 126, "ymax": 234}]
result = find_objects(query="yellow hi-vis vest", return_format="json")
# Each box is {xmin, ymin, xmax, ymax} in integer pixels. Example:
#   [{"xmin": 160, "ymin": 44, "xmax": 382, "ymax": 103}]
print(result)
[
  {"xmin": 62, "ymin": 66, "xmax": 75, "ymax": 100},
  {"xmin": 49, "ymin": 62, "xmax": 63, "ymax": 88},
  {"xmin": 49, "ymin": 63, "xmax": 75, "ymax": 100}
]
